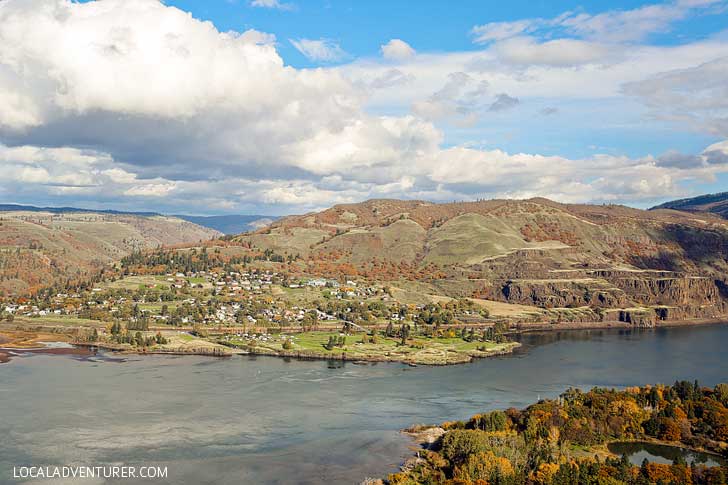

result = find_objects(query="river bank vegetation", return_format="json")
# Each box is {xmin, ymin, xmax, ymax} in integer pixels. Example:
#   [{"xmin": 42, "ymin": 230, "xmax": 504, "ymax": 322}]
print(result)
[{"xmin": 383, "ymin": 381, "xmax": 728, "ymax": 484}]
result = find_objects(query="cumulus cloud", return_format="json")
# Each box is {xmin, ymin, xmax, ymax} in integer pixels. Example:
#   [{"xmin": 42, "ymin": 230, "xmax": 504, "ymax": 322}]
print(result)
[
  {"xmin": 368, "ymin": 69, "xmax": 415, "ymax": 90},
  {"xmin": 623, "ymin": 56, "xmax": 728, "ymax": 136},
  {"xmin": 703, "ymin": 140, "xmax": 728, "ymax": 165},
  {"xmin": 0, "ymin": 0, "xmax": 726, "ymax": 214},
  {"xmin": 492, "ymin": 37, "xmax": 615, "ymax": 66},
  {"xmin": 488, "ymin": 93, "xmax": 520, "ymax": 112},
  {"xmin": 540, "ymin": 107, "xmax": 559, "ymax": 116},
  {"xmin": 411, "ymin": 72, "xmax": 490, "ymax": 124},
  {"xmin": 290, "ymin": 38, "xmax": 347, "ymax": 62},
  {"xmin": 0, "ymin": 0, "xmax": 396, "ymax": 184},
  {"xmin": 381, "ymin": 39, "xmax": 416, "ymax": 60},
  {"xmin": 655, "ymin": 143, "xmax": 728, "ymax": 169},
  {"xmin": 656, "ymin": 150, "xmax": 705, "ymax": 168}
]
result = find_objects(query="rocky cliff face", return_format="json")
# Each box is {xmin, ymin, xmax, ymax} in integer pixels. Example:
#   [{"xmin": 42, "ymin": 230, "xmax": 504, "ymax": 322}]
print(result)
[
  {"xmin": 480, "ymin": 278, "xmax": 631, "ymax": 308},
  {"xmin": 608, "ymin": 275, "xmax": 721, "ymax": 306},
  {"xmin": 479, "ymin": 271, "xmax": 727, "ymax": 325}
]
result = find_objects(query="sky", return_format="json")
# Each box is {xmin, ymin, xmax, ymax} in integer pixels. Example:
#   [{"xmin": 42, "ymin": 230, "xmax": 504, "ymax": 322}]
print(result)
[{"xmin": 0, "ymin": 0, "xmax": 727, "ymax": 215}]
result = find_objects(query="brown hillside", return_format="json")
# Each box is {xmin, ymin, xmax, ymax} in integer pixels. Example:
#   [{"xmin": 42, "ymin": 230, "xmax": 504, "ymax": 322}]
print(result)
[
  {"xmin": 236, "ymin": 198, "xmax": 728, "ymax": 323},
  {"xmin": 0, "ymin": 211, "xmax": 219, "ymax": 296}
]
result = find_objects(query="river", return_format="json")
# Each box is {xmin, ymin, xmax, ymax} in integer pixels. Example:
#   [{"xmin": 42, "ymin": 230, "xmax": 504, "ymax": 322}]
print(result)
[{"xmin": 1, "ymin": 324, "xmax": 726, "ymax": 484}]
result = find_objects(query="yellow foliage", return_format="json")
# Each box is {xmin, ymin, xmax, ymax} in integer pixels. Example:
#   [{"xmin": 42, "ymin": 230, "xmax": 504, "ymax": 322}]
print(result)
[
  {"xmin": 455, "ymin": 451, "xmax": 514, "ymax": 483},
  {"xmin": 529, "ymin": 462, "xmax": 559, "ymax": 485}
]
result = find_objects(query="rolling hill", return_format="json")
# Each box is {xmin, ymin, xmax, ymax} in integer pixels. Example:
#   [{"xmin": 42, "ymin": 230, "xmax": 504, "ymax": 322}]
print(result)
[
  {"xmin": 0, "ymin": 204, "xmax": 275, "ymax": 235},
  {"xmin": 651, "ymin": 192, "xmax": 728, "ymax": 219},
  {"xmin": 236, "ymin": 198, "xmax": 728, "ymax": 323},
  {"xmin": 0, "ymin": 209, "xmax": 219, "ymax": 296}
]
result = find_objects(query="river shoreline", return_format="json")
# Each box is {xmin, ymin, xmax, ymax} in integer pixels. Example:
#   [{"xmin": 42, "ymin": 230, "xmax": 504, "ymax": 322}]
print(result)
[
  {"xmin": 3, "ymin": 317, "xmax": 726, "ymax": 365},
  {"xmin": 512, "ymin": 316, "xmax": 728, "ymax": 333},
  {"xmin": 72, "ymin": 339, "xmax": 522, "ymax": 366}
]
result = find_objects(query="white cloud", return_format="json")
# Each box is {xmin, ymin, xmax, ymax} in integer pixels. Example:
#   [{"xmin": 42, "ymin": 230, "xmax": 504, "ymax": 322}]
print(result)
[
  {"xmin": 411, "ymin": 72, "xmax": 490, "ymax": 124},
  {"xmin": 492, "ymin": 37, "xmax": 615, "ymax": 66},
  {"xmin": 623, "ymin": 56, "xmax": 728, "ymax": 136},
  {"xmin": 487, "ymin": 93, "xmax": 519, "ymax": 112},
  {"xmin": 124, "ymin": 183, "xmax": 177, "ymax": 197},
  {"xmin": 559, "ymin": 4, "xmax": 687, "ymax": 42},
  {"xmin": 381, "ymin": 39, "xmax": 416, "ymax": 60},
  {"xmin": 0, "ymin": 0, "xmax": 726, "ymax": 215},
  {"xmin": 250, "ymin": 0, "xmax": 293, "ymax": 10},
  {"xmin": 471, "ymin": 0, "xmax": 725, "ymax": 45},
  {"xmin": 290, "ymin": 38, "xmax": 347, "ymax": 62},
  {"xmin": 239, "ymin": 29, "xmax": 277, "ymax": 46},
  {"xmin": 471, "ymin": 20, "xmax": 535, "ymax": 43},
  {"xmin": 368, "ymin": 69, "xmax": 415, "ymax": 89}
]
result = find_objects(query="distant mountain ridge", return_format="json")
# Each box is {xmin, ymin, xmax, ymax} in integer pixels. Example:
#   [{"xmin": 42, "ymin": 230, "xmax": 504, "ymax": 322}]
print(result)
[
  {"xmin": 173, "ymin": 214, "xmax": 278, "ymax": 235},
  {"xmin": 651, "ymin": 192, "xmax": 728, "ymax": 219},
  {"xmin": 0, "ymin": 203, "xmax": 277, "ymax": 234},
  {"xmin": 0, "ymin": 203, "xmax": 159, "ymax": 217}
]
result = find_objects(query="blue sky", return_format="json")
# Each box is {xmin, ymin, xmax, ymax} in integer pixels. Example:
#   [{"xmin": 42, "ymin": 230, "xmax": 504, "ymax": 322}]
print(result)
[
  {"xmin": 165, "ymin": 0, "xmax": 726, "ymax": 64},
  {"xmin": 0, "ymin": 0, "xmax": 726, "ymax": 214}
]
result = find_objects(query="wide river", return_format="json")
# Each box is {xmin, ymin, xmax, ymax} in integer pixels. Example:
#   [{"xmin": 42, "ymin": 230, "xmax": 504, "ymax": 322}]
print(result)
[{"xmin": 1, "ymin": 324, "xmax": 727, "ymax": 484}]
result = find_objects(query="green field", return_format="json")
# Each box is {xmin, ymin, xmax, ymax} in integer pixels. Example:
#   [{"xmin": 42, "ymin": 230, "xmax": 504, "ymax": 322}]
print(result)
[{"xmin": 221, "ymin": 330, "xmax": 518, "ymax": 365}]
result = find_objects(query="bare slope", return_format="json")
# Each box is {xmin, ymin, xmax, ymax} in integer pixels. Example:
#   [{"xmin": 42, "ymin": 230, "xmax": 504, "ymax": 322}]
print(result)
[{"xmin": 0, "ymin": 211, "xmax": 219, "ymax": 295}]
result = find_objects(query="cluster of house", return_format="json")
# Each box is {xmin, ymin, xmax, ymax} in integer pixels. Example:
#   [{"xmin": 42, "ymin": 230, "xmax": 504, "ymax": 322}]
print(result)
[
  {"xmin": 220, "ymin": 332, "xmax": 299, "ymax": 343},
  {"xmin": 287, "ymin": 278, "xmax": 386, "ymax": 300},
  {"xmin": 3, "ymin": 303, "xmax": 63, "ymax": 317},
  {"xmin": 163, "ymin": 269, "xmax": 282, "ymax": 294}
]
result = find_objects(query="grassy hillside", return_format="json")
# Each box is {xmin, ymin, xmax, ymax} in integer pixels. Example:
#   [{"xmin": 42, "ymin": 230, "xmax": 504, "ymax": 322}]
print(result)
[
  {"xmin": 0, "ymin": 211, "xmax": 219, "ymax": 296},
  {"xmin": 234, "ymin": 198, "xmax": 728, "ymax": 322},
  {"xmin": 236, "ymin": 198, "xmax": 728, "ymax": 273}
]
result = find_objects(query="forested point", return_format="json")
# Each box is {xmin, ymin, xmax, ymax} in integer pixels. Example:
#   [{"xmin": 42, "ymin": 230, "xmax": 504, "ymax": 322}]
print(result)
[{"xmin": 385, "ymin": 381, "xmax": 728, "ymax": 485}]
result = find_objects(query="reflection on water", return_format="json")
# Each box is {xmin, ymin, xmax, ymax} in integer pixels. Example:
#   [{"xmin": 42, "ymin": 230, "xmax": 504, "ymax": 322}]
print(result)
[
  {"xmin": 0, "ymin": 324, "xmax": 726, "ymax": 484},
  {"xmin": 608, "ymin": 441, "xmax": 727, "ymax": 467}
]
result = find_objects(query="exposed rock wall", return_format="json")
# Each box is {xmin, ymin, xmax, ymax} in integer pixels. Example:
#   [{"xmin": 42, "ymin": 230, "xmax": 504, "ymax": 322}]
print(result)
[
  {"xmin": 607, "ymin": 275, "xmax": 721, "ymax": 306},
  {"xmin": 482, "ymin": 279, "xmax": 630, "ymax": 308}
]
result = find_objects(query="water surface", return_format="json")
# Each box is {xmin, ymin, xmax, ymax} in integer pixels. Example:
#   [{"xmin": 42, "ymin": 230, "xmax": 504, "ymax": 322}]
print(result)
[
  {"xmin": 608, "ymin": 441, "xmax": 727, "ymax": 467},
  {"xmin": 1, "ymin": 324, "xmax": 726, "ymax": 484}
]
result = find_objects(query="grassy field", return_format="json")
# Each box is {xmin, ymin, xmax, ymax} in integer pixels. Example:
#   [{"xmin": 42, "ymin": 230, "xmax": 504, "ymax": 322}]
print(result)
[
  {"xmin": 11, "ymin": 315, "xmax": 108, "ymax": 328},
  {"xmin": 222, "ymin": 330, "xmax": 518, "ymax": 365},
  {"xmin": 101, "ymin": 275, "xmax": 172, "ymax": 290}
]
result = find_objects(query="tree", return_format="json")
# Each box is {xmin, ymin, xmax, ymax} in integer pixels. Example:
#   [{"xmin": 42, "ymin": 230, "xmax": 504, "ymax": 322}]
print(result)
[
  {"xmin": 324, "ymin": 336, "xmax": 337, "ymax": 351},
  {"xmin": 715, "ymin": 383, "xmax": 728, "ymax": 406},
  {"xmin": 400, "ymin": 324, "xmax": 410, "ymax": 345}
]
